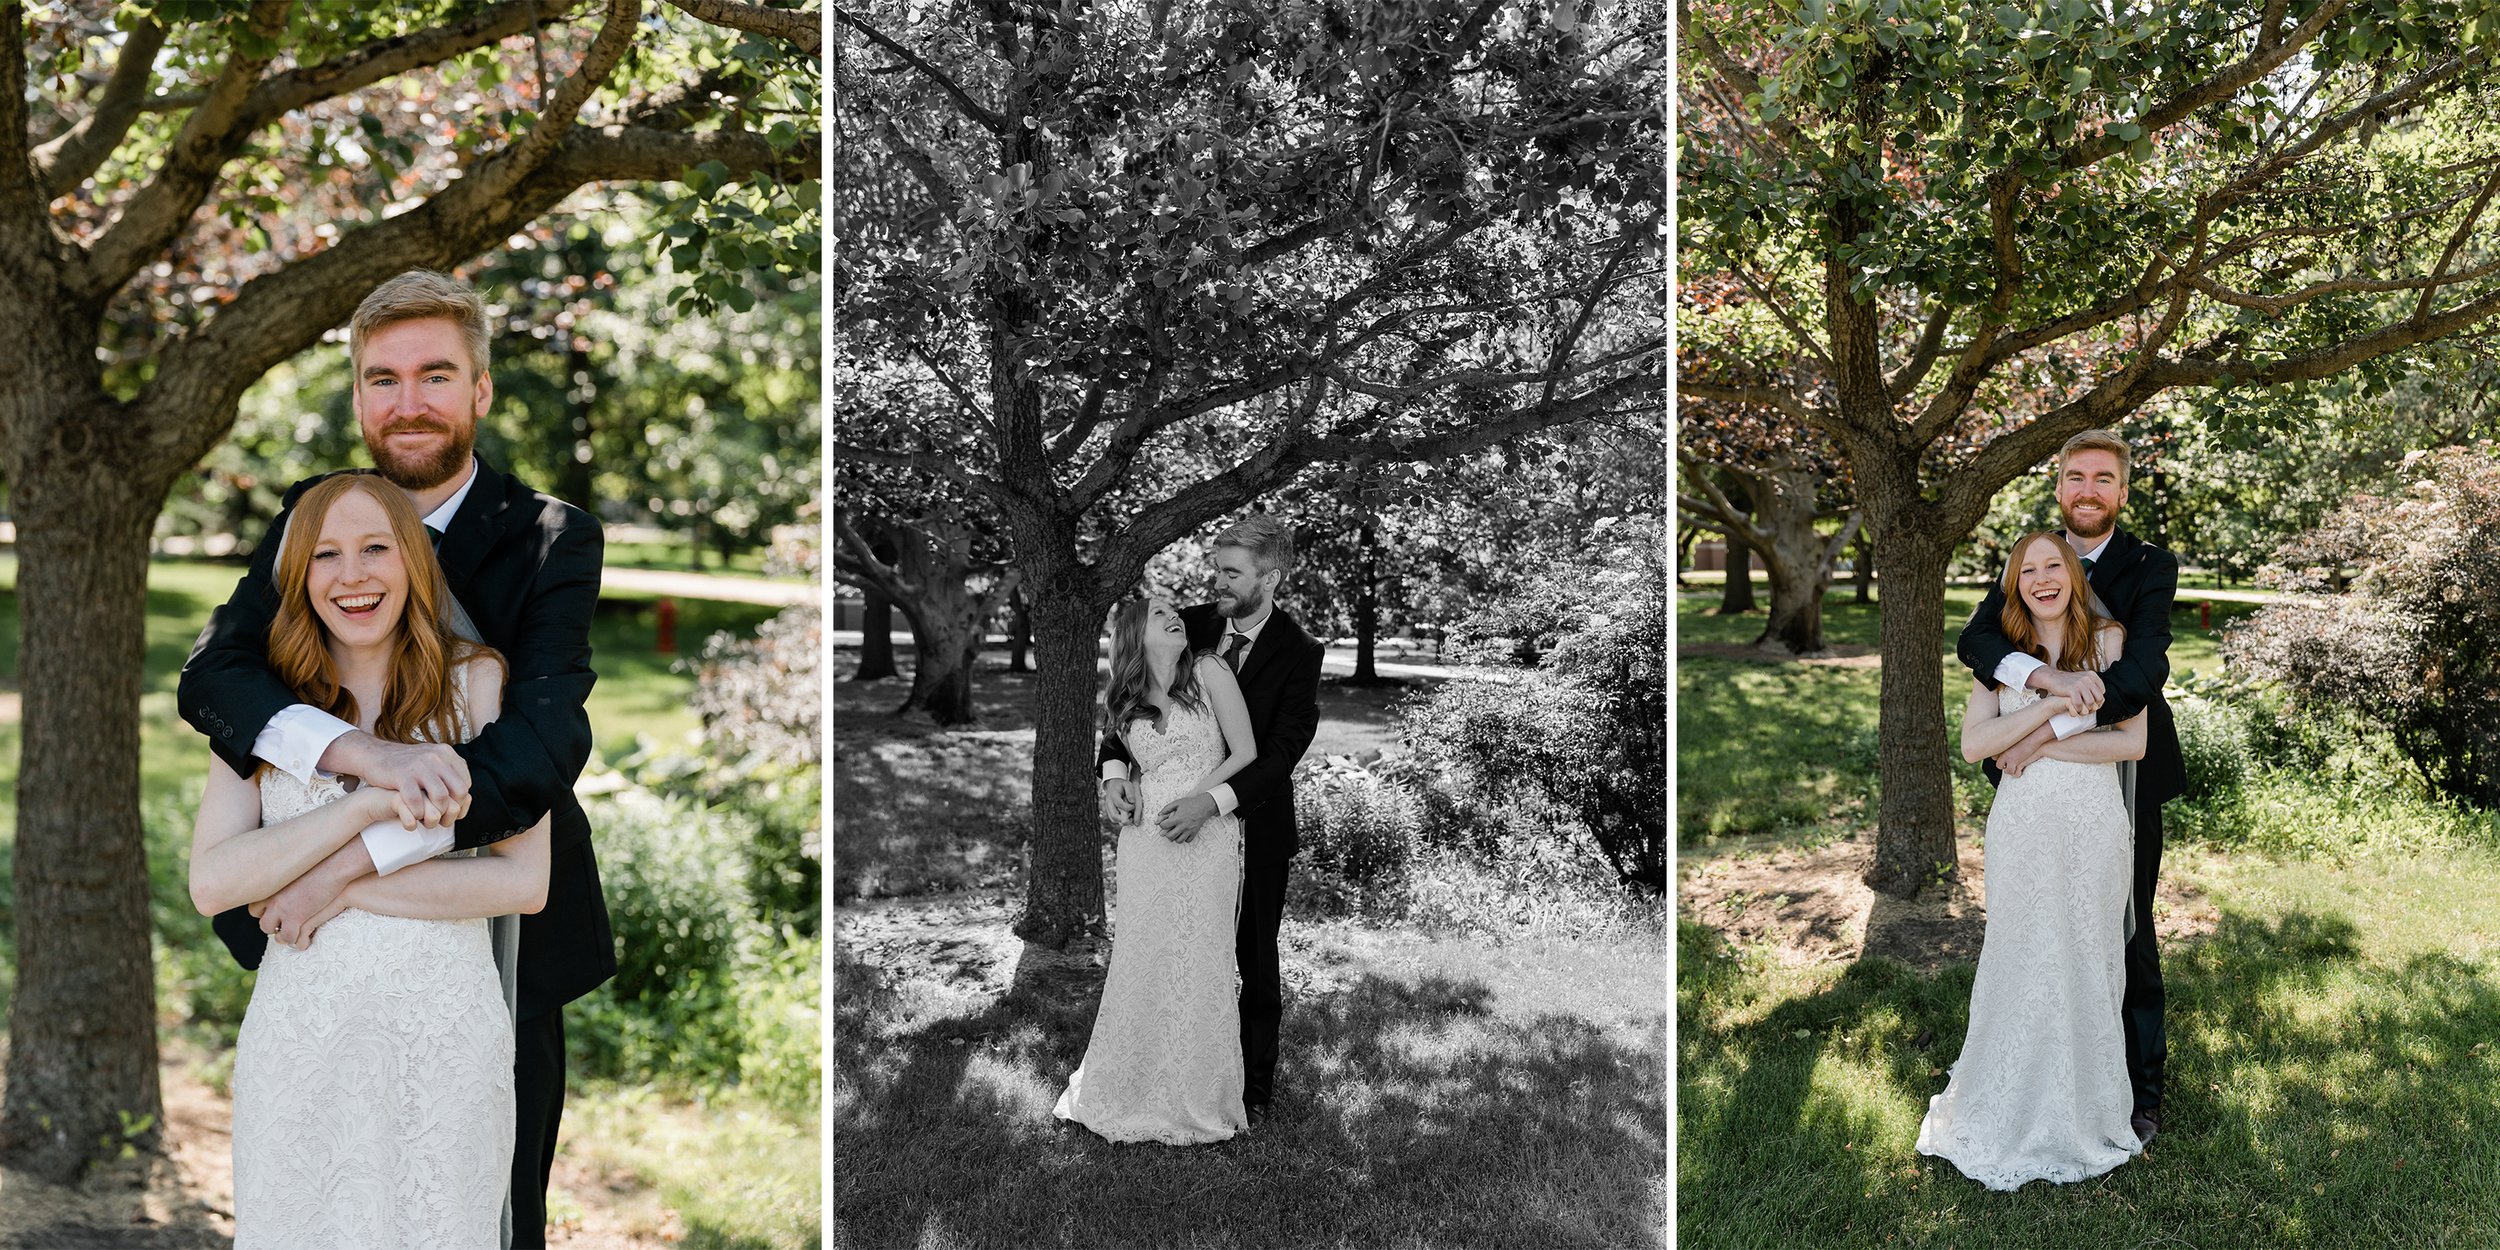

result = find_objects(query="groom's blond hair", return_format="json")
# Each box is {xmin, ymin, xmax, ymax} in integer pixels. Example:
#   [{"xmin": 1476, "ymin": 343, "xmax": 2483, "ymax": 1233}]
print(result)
[
  {"xmin": 350, "ymin": 269, "xmax": 492, "ymax": 378},
  {"xmin": 2057, "ymin": 429, "xmax": 2133, "ymax": 486},
  {"xmin": 1214, "ymin": 514, "xmax": 1296, "ymax": 577}
]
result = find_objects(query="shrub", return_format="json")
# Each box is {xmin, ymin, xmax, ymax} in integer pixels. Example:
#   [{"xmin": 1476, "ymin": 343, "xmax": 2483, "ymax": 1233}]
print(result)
[
  {"xmin": 1402, "ymin": 522, "xmax": 1666, "ymax": 894},
  {"xmin": 1295, "ymin": 756, "xmax": 1423, "ymax": 890},
  {"xmin": 570, "ymin": 780, "xmax": 764, "ymax": 1090},
  {"xmin": 2224, "ymin": 446, "xmax": 2500, "ymax": 807},
  {"xmin": 2171, "ymin": 693, "xmax": 2254, "ymax": 802}
]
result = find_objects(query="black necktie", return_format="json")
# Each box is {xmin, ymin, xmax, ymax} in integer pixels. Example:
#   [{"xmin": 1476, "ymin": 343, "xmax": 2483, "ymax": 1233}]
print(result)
[
  {"xmin": 2081, "ymin": 555, "xmax": 2096, "ymax": 575},
  {"xmin": 428, "ymin": 525, "xmax": 444, "ymax": 552},
  {"xmin": 1222, "ymin": 631, "xmax": 1249, "ymax": 672}
]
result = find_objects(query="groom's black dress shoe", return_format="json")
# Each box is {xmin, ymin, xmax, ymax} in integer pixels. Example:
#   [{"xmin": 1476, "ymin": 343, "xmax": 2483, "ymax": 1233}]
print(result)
[
  {"xmin": 2131, "ymin": 1107, "xmax": 2161, "ymax": 1146},
  {"xmin": 1247, "ymin": 1101, "xmax": 1272, "ymax": 1126}
]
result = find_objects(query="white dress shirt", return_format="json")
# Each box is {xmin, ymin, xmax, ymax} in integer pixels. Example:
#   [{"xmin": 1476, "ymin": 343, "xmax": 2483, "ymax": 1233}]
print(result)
[
  {"xmin": 250, "ymin": 459, "xmax": 481, "ymax": 875},
  {"xmin": 1991, "ymin": 530, "xmax": 2112, "ymax": 741},
  {"xmin": 1102, "ymin": 600, "xmax": 1272, "ymax": 816}
]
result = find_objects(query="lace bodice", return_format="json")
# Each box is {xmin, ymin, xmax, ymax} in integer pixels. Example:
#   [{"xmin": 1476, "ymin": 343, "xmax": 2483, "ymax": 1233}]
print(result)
[{"xmin": 1127, "ymin": 699, "xmax": 1228, "ymax": 783}]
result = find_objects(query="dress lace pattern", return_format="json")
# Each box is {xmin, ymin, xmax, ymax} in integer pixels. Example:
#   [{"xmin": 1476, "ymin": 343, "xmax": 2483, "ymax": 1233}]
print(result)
[
  {"xmin": 229, "ymin": 666, "xmax": 515, "ymax": 1248},
  {"xmin": 1054, "ymin": 699, "xmax": 1249, "ymax": 1144},
  {"xmin": 1916, "ymin": 683, "xmax": 2142, "ymax": 1191}
]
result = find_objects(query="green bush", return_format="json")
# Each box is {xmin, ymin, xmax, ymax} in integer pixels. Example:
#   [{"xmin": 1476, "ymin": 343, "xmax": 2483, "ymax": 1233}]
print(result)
[
  {"xmin": 570, "ymin": 780, "xmax": 763, "ymax": 1090},
  {"xmin": 735, "ymin": 928, "xmax": 822, "ymax": 1115},
  {"xmin": 2172, "ymin": 693, "xmax": 2255, "ymax": 802}
]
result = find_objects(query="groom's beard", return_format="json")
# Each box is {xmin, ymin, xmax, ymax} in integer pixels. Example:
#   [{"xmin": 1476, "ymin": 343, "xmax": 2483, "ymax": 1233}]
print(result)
[
  {"xmin": 368, "ymin": 419, "xmax": 477, "ymax": 491},
  {"xmin": 2060, "ymin": 502, "xmax": 2117, "ymax": 542},
  {"xmin": 1215, "ymin": 587, "xmax": 1268, "ymax": 620}
]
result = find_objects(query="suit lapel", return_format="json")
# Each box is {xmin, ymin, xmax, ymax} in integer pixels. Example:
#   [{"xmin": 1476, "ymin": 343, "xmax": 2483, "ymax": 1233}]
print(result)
[
  {"xmin": 2087, "ymin": 528, "xmax": 2136, "ymax": 600},
  {"xmin": 1233, "ymin": 607, "xmax": 1299, "ymax": 686},
  {"xmin": 433, "ymin": 458, "xmax": 506, "ymax": 592}
]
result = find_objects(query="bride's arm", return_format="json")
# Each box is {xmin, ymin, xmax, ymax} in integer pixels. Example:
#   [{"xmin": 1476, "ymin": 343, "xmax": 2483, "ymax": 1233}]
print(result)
[
  {"xmin": 1183, "ymin": 657, "xmax": 1258, "ymax": 798},
  {"xmin": 190, "ymin": 755, "xmax": 405, "ymax": 916},
  {"xmin": 321, "ymin": 656, "xmax": 550, "ymax": 921},
  {"xmin": 1960, "ymin": 678, "xmax": 2073, "ymax": 763},
  {"xmin": 2038, "ymin": 708, "xmax": 2148, "ymax": 763},
  {"xmin": 332, "ymin": 816, "xmax": 552, "ymax": 919}
]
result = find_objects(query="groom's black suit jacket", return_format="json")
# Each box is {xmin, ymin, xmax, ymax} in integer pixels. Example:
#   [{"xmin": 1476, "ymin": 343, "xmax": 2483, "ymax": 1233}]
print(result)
[
  {"xmin": 177, "ymin": 457, "xmax": 618, "ymax": 1021},
  {"xmin": 1098, "ymin": 602, "xmax": 1327, "ymax": 865},
  {"xmin": 1957, "ymin": 525, "xmax": 2187, "ymax": 808}
]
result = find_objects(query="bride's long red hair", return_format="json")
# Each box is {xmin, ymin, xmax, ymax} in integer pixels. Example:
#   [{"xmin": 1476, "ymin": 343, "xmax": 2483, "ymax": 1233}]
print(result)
[
  {"xmin": 1998, "ymin": 531, "xmax": 2114, "ymax": 672},
  {"xmin": 265, "ymin": 473, "xmax": 503, "ymax": 748}
]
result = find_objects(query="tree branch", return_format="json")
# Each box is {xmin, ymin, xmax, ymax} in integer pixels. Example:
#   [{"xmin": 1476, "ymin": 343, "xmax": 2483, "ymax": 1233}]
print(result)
[
  {"xmin": 2414, "ymin": 161, "xmax": 2500, "ymax": 323},
  {"xmin": 2058, "ymin": 0, "xmax": 2348, "ymax": 174},
  {"xmin": 831, "ymin": 6, "xmax": 1007, "ymax": 133},
  {"xmin": 455, "ymin": 0, "xmax": 642, "ymax": 208},
  {"xmin": 31, "ymin": 17, "xmax": 168, "ymax": 192},
  {"xmin": 664, "ymin": 0, "xmax": 822, "ymax": 53},
  {"xmin": 77, "ymin": 1, "xmax": 291, "ymax": 300},
  {"xmin": 1886, "ymin": 302, "xmax": 1952, "ymax": 402}
]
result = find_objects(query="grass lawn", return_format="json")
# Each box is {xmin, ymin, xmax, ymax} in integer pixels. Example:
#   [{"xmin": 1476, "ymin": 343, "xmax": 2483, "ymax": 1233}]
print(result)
[
  {"xmin": 836, "ymin": 909, "xmax": 1666, "ymax": 1249},
  {"xmin": 831, "ymin": 654, "xmax": 1422, "ymax": 900},
  {"xmin": 1676, "ymin": 589, "xmax": 2500, "ymax": 1247}
]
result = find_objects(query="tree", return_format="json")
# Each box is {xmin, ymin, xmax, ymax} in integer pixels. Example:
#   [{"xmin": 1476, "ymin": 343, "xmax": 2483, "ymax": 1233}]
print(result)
[
  {"xmin": 1681, "ymin": 0, "xmax": 2500, "ymax": 897},
  {"xmin": 834, "ymin": 0, "xmax": 1665, "ymax": 939},
  {"xmin": 0, "ymin": 0, "xmax": 817, "ymax": 1179},
  {"xmin": 831, "ymin": 498, "xmax": 1022, "ymax": 726}
]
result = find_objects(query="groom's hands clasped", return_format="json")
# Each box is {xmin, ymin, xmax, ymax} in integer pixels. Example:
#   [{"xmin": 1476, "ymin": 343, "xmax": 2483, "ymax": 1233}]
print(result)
[
  {"xmin": 1100, "ymin": 777, "xmax": 1138, "ymax": 826},
  {"xmin": 324, "ymin": 732, "xmax": 472, "ymax": 826}
]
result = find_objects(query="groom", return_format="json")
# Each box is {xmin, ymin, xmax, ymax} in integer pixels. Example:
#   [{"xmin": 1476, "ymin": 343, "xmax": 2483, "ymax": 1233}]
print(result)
[
  {"xmin": 1098, "ymin": 514, "xmax": 1327, "ymax": 1122},
  {"xmin": 177, "ymin": 270, "xmax": 617, "ymax": 1247},
  {"xmin": 1957, "ymin": 428, "xmax": 2185, "ymax": 1147}
]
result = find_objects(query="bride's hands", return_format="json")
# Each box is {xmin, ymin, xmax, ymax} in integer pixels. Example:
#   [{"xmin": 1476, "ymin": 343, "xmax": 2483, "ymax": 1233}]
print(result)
[{"xmin": 360, "ymin": 779, "xmax": 467, "ymax": 830}]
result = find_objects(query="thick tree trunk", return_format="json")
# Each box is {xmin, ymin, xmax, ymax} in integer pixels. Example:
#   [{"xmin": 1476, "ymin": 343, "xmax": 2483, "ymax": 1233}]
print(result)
[
  {"xmin": 1862, "ymin": 519, "xmax": 1960, "ymax": 899},
  {"xmin": 1717, "ymin": 534, "xmax": 1757, "ymax": 614},
  {"xmin": 853, "ymin": 589, "xmax": 897, "ymax": 680},
  {"xmin": 1017, "ymin": 588, "xmax": 1113, "ymax": 942},
  {"xmin": 1007, "ymin": 585, "xmax": 1032, "ymax": 674},
  {"xmin": 895, "ymin": 613, "xmax": 980, "ymax": 725},
  {"xmin": 0, "ymin": 455, "xmax": 165, "ymax": 1181}
]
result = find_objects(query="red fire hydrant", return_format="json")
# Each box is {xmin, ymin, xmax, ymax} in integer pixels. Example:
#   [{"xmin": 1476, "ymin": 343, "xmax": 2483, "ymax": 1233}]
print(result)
[{"xmin": 657, "ymin": 597, "xmax": 678, "ymax": 654}]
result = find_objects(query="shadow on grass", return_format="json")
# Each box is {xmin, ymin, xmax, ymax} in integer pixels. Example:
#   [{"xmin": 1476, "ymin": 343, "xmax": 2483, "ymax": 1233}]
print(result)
[
  {"xmin": 838, "ymin": 947, "xmax": 1663, "ymax": 1250},
  {"xmin": 1679, "ymin": 905, "xmax": 2500, "ymax": 1247}
]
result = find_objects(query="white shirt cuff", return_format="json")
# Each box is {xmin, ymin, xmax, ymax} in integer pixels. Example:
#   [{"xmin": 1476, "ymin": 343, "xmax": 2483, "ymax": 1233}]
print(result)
[
  {"xmin": 252, "ymin": 704, "xmax": 358, "ymax": 785},
  {"xmin": 360, "ymin": 817, "xmax": 456, "ymax": 876},
  {"xmin": 2050, "ymin": 711, "xmax": 2098, "ymax": 741},
  {"xmin": 1993, "ymin": 651, "xmax": 2047, "ymax": 691},
  {"xmin": 1210, "ymin": 784, "xmax": 1238, "ymax": 816},
  {"xmin": 1100, "ymin": 761, "xmax": 1129, "ymax": 782}
]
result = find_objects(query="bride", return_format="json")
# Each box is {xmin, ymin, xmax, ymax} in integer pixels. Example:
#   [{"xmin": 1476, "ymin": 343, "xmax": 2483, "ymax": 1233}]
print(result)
[
  {"xmin": 188, "ymin": 472, "xmax": 550, "ymax": 1247},
  {"xmin": 1917, "ymin": 530, "xmax": 2147, "ymax": 1191},
  {"xmin": 1055, "ymin": 595, "xmax": 1256, "ymax": 1144}
]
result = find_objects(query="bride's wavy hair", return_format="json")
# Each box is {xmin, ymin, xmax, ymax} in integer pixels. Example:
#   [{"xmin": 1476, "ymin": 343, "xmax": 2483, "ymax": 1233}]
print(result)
[
  {"xmin": 265, "ymin": 473, "xmax": 503, "ymax": 753},
  {"xmin": 1998, "ymin": 531, "xmax": 2114, "ymax": 672},
  {"xmin": 1102, "ymin": 596, "xmax": 1209, "ymax": 744}
]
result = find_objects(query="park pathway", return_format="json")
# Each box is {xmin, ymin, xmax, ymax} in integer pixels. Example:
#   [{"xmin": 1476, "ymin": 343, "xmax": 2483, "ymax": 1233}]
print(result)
[{"xmin": 602, "ymin": 566, "xmax": 813, "ymax": 606}]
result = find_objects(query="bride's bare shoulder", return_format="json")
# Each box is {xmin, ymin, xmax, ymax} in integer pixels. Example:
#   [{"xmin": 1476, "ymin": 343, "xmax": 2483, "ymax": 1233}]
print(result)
[{"xmin": 2094, "ymin": 622, "xmax": 2128, "ymax": 670}]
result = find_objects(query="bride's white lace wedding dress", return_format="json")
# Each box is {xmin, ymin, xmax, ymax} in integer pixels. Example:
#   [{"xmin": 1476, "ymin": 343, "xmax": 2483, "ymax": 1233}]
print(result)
[
  {"xmin": 229, "ymin": 670, "xmax": 513, "ymax": 1248},
  {"xmin": 1055, "ymin": 700, "xmax": 1248, "ymax": 1144},
  {"xmin": 1916, "ymin": 682, "xmax": 2141, "ymax": 1191}
]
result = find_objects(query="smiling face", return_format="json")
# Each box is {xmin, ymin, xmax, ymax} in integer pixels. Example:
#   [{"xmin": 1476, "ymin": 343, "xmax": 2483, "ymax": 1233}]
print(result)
[
  {"xmin": 2057, "ymin": 448, "xmax": 2128, "ymax": 542},
  {"xmin": 1142, "ymin": 597, "xmax": 1189, "ymax": 660},
  {"xmin": 355, "ymin": 317, "xmax": 486, "ymax": 491},
  {"xmin": 2014, "ymin": 535, "xmax": 2078, "ymax": 622},
  {"xmin": 1210, "ymin": 545, "xmax": 1277, "ymax": 621},
  {"xmin": 306, "ymin": 488, "xmax": 412, "ymax": 652}
]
